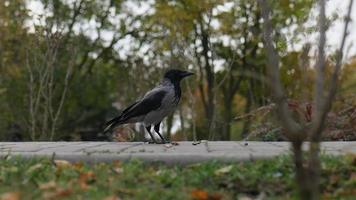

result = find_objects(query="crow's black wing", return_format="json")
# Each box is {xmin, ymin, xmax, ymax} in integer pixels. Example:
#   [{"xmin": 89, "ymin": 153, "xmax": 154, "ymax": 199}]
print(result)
[
  {"xmin": 103, "ymin": 88, "xmax": 166, "ymax": 133},
  {"xmin": 120, "ymin": 89, "xmax": 166, "ymax": 121}
]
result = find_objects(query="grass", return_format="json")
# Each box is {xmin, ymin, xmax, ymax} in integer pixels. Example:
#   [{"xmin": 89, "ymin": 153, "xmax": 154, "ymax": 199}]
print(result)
[{"xmin": 0, "ymin": 155, "xmax": 355, "ymax": 200}]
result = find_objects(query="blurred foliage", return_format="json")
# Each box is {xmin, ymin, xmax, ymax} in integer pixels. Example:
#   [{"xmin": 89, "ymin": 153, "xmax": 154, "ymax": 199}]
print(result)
[
  {"xmin": 0, "ymin": 0, "xmax": 354, "ymax": 141},
  {"xmin": 0, "ymin": 155, "xmax": 355, "ymax": 199}
]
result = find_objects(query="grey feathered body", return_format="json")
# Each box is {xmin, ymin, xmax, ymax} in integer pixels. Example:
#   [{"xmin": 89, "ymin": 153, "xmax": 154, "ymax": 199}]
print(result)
[{"xmin": 143, "ymin": 80, "xmax": 180, "ymax": 125}]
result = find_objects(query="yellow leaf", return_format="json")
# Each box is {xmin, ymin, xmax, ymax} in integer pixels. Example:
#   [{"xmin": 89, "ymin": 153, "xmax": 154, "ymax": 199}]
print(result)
[
  {"xmin": 214, "ymin": 165, "xmax": 233, "ymax": 176},
  {"xmin": 54, "ymin": 160, "xmax": 71, "ymax": 168},
  {"xmin": 0, "ymin": 192, "xmax": 21, "ymax": 200}
]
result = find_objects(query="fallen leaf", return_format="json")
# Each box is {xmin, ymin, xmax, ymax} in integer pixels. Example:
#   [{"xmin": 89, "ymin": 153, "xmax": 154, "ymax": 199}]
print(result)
[
  {"xmin": 209, "ymin": 193, "xmax": 223, "ymax": 200},
  {"xmin": 79, "ymin": 171, "xmax": 96, "ymax": 181},
  {"xmin": 112, "ymin": 167, "xmax": 124, "ymax": 174},
  {"xmin": 43, "ymin": 188, "xmax": 72, "ymax": 200},
  {"xmin": 0, "ymin": 192, "xmax": 21, "ymax": 200},
  {"xmin": 113, "ymin": 160, "xmax": 121, "ymax": 167},
  {"xmin": 102, "ymin": 195, "xmax": 121, "ymax": 200},
  {"xmin": 78, "ymin": 171, "xmax": 96, "ymax": 190},
  {"xmin": 54, "ymin": 160, "xmax": 71, "ymax": 168},
  {"xmin": 73, "ymin": 162, "xmax": 83, "ymax": 170},
  {"xmin": 56, "ymin": 189, "xmax": 72, "ymax": 197},
  {"xmin": 191, "ymin": 189, "xmax": 208, "ymax": 200},
  {"xmin": 39, "ymin": 181, "xmax": 57, "ymax": 190},
  {"xmin": 214, "ymin": 165, "xmax": 233, "ymax": 176},
  {"xmin": 115, "ymin": 188, "xmax": 134, "ymax": 195},
  {"xmin": 330, "ymin": 174, "xmax": 340, "ymax": 185},
  {"xmin": 79, "ymin": 181, "xmax": 89, "ymax": 190},
  {"xmin": 351, "ymin": 154, "xmax": 356, "ymax": 166},
  {"xmin": 350, "ymin": 172, "xmax": 356, "ymax": 181}
]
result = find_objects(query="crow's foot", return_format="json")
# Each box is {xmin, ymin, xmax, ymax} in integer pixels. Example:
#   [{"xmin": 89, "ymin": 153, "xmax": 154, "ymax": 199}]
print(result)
[{"xmin": 143, "ymin": 139, "xmax": 158, "ymax": 144}]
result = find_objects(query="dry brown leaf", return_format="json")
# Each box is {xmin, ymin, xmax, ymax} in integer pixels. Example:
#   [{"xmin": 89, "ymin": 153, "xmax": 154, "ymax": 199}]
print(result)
[
  {"xmin": 102, "ymin": 196, "xmax": 121, "ymax": 200},
  {"xmin": 79, "ymin": 171, "xmax": 96, "ymax": 181},
  {"xmin": 113, "ymin": 160, "xmax": 121, "ymax": 167},
  {"xmin": 191, "ymin": 189, "xmax": 208, "ymax": 200},
  {"xmin": 78, "ymin": 171, "xmax": 96, "ymax": 190},
  {"xmin": 350, "ymin": 172, "xmax": 356, "ymax": 181},
  {"xmin": 209, "ymin": 193, "xmax": 223, "ymax": 200},
  {"xmin": 42, "ymin": 188, "xmax": 72, "ymax": 200},
  {"xmin": 0, "ymin": 192, "xmax": 21, "ymax": 200},
  {"xmin": 79, "ymin": 181, "xmax": 89, "ymax": 190},
  {"xmin": 56, "ymin": 189, "xmax": 72, "ymax": 197},
  {"xmin": 351, "ymin": 154, "xmax": 356, "ymax": 166},
  {"xmin": 39, "ymin": 181, "xmax": 57, "ymax": 190}
]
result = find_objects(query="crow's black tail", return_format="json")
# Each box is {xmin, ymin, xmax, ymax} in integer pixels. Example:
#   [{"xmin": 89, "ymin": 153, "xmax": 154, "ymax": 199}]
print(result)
[{"xmin": 103, "ymin": 116, "xmax": 124, "ymax": 134}]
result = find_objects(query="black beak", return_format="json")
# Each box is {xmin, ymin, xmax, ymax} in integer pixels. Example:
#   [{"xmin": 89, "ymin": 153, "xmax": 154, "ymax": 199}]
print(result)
[{"xmin": 182, "ymin": 71, "xmax": 194, "ymax": 78}]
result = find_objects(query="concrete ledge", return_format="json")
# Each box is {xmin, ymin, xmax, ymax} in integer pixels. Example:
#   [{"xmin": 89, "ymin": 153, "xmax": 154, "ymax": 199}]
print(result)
[{"xmin": 0, "ymin": 141, "xmax": 354, "ymax": 165}]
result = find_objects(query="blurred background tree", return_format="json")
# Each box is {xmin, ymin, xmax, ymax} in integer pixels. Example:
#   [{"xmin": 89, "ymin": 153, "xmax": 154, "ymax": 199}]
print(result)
[{"xmin": 0, "ymin": 0, "xmax": 354, "ymax": 141}]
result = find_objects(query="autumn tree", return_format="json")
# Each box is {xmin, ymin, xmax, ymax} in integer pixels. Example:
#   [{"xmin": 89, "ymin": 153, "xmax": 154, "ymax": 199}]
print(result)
[{"xmin": 258, "ymin": 0, "xmax": 354, "ymax": 198}]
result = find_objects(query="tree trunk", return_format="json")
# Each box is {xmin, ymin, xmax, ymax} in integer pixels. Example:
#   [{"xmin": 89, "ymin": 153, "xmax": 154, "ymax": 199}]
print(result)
[
  {"xmin": 200, "ymin": 21, "xmax": 215, "ymax": 138},
  {"xmin": 308, "ymin": 141, "xmax": 321, "ymax": 200},
  {"xmin": 241, "ymin": 93, "xmax": 252, "ymax": 138},
  {"xmin": 292, "ymin": 141, "xmax": 313, "ymax": 199},
  {"xmin": 292, "ymin": 141, "xmax": 322, "ymax": 200},
  {"xmin": 222, "ymin": 96, "xmax": 232, "ymax": 140}
]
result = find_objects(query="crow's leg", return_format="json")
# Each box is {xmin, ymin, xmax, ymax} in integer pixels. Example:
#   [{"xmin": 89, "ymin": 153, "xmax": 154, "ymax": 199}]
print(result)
[
  {"xmin": 154, "ymin": 123, "xmax": 167, "ymax": 144},
  {"xmin": 145, "ymin": 126, "xmax": 158, "ymax": 144}
]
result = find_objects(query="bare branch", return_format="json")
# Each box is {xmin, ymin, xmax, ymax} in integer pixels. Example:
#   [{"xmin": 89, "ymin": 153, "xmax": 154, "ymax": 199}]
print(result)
[
  {"xmin": 50, "ymin": 50, "xmax": 74, "ymax": 140},
  {"xmin": 258, "ymin": 0, "xmax": 304, "ymax": 140},
  {"xmin": 312, "ymin": 0, "xmax": 327, "ymax": 138},
  {"xmin": 311, "ymin": 0, "xmax": 354, "ymax": 140},
  {"xmin": 25, "ymin": 50, "xmax": 36, "ymax": 140}
]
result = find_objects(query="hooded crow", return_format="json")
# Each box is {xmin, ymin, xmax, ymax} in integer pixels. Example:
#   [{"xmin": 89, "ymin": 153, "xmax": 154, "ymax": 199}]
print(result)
[{"xmin": 104, "ymin": 69, "xmax": 194, "ymax": 143}]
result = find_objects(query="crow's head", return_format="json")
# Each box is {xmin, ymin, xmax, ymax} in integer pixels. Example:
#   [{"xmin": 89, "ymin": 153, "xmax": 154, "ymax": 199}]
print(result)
[{"xmin": 164, "ymin": 69, "xmax": 194, "ymax": 83}]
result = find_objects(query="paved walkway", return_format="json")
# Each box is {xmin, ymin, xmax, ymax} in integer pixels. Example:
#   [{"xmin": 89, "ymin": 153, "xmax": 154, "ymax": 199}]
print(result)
[{"xmin": 0, "ymin": 141, "xmax": 355, "ymax": 165}]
